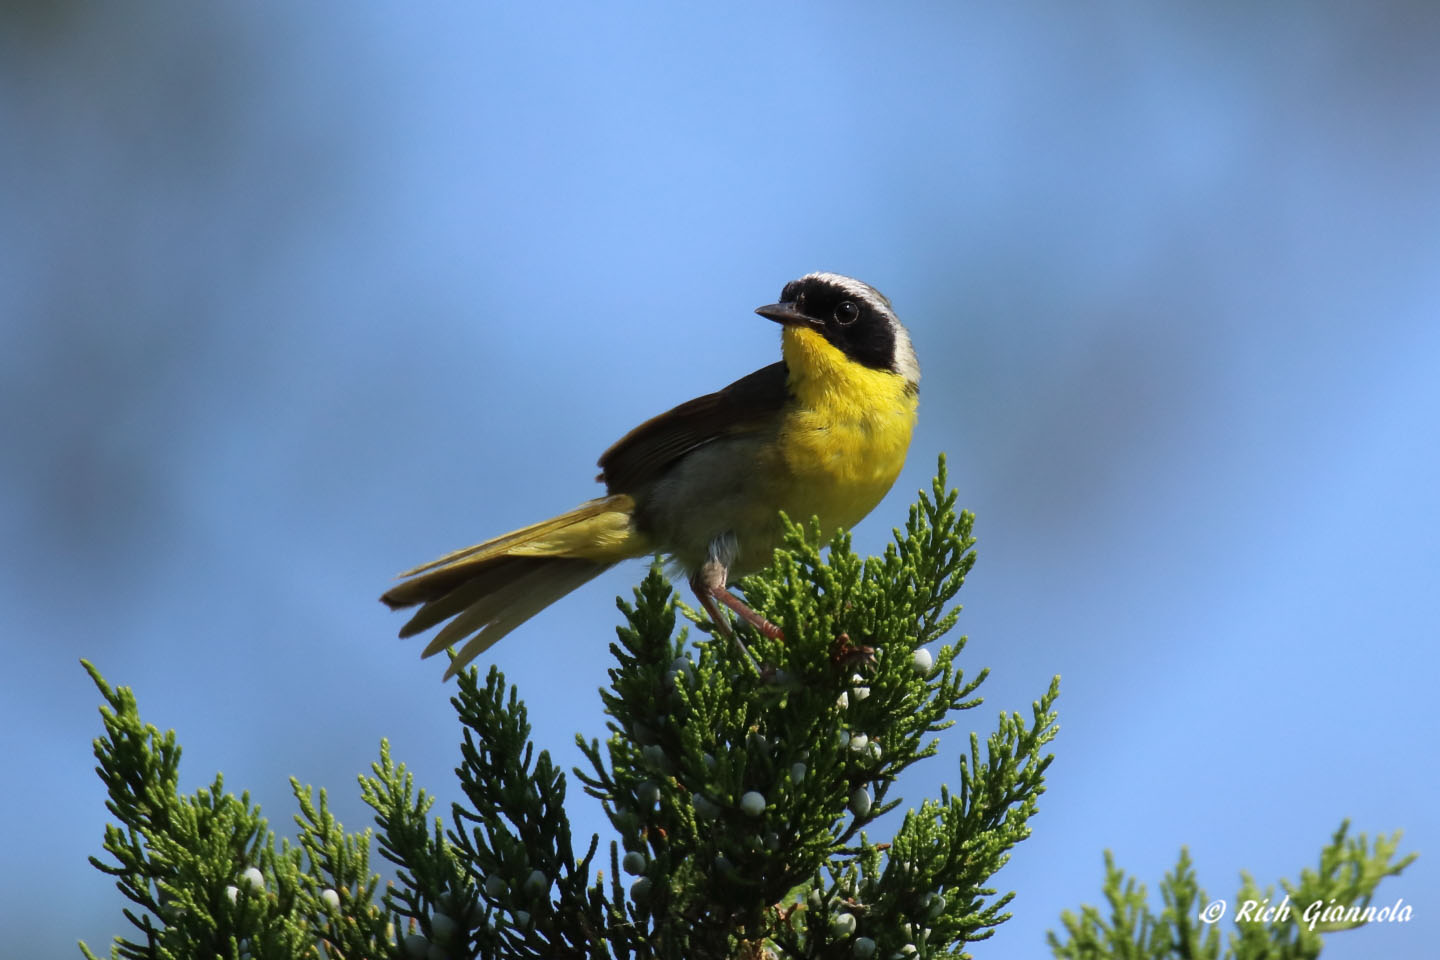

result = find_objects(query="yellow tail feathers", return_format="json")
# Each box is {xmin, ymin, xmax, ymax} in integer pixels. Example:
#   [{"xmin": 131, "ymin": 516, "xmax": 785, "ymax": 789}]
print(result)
[{"xmin": 381, "ymin": 495, "xmax": 646, "ymax": 677}]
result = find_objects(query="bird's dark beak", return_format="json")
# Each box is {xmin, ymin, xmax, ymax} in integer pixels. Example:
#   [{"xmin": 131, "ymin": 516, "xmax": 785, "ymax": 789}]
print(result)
[{"xmin": 755, "ymin": 302, "xmax": 817, "ymax": 328}]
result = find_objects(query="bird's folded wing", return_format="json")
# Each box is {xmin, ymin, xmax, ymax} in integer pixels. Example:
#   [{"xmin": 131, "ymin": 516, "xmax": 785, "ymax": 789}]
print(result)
[{"xmin": 596, "ymin": 361, "xmax": 789, "ymax": 493}]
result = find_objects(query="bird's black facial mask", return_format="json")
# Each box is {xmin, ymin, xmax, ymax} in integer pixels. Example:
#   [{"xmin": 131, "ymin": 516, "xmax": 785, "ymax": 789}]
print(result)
[{"xmin": 781, "ymin": 278, "xmax": 899, "ymax": 374}]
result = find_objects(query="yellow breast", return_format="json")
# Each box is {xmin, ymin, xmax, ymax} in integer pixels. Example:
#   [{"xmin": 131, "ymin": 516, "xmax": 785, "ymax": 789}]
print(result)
[{"xmin": 777, "ymin": 327, "xmax": 918, "ymax": 532}]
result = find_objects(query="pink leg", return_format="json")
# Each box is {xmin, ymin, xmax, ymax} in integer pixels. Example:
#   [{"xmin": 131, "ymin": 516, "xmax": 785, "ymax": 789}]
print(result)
[{"xmin": 689, "ymin": 562, "xmax": 784, "ymax": 641}]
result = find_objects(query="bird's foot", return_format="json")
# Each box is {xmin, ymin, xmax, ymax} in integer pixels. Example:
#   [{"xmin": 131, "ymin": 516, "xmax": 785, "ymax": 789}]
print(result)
[{"xmin": 713, "ymin": 587, "xmax": 783, "ymax": 641}]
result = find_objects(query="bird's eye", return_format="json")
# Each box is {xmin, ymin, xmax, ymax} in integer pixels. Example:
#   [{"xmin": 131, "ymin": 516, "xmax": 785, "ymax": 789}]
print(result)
[{"xmin": 834, "ymin": 301, "xmax": 859, "ymax": 325}]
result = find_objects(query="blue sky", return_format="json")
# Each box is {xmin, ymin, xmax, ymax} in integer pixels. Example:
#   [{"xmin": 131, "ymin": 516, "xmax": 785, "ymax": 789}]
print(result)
[{"xmin": 3, "ymin": 3, "xmax": 1437, "ymax": 957}]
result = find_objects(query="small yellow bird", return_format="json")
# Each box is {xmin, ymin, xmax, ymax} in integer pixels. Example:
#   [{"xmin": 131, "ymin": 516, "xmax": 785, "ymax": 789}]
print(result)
[{"xmin": 382, "ymin": 272, "xmax": 919, "ymax": 677}]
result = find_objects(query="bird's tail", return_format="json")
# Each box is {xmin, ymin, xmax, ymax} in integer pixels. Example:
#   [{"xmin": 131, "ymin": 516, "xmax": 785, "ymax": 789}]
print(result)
[{"xmin": 381, "ymin": 494, "xmax": 645, "ymax": 677}]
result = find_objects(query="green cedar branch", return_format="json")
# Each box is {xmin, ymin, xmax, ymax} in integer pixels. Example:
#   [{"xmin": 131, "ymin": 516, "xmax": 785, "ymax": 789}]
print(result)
[{"xmin": 1048, "ymin": 822, "xmax": 1417, "ymax": 960}]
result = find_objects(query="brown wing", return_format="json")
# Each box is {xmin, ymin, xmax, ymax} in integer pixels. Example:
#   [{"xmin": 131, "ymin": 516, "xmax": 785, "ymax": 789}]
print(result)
[{"xmin": 597, "ymin": 361, "xmax": 790, "ymax": 494}]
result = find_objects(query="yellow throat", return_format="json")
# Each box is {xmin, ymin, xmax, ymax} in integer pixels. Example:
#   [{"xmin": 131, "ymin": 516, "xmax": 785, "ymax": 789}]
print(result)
[{"xmin": 777, "ymin": 325, "xmax": 919, "ymax": 532}]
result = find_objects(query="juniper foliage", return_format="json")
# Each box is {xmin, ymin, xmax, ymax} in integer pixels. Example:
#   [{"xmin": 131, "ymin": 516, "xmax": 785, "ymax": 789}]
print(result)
[
  {"xmin": 1047, "ymin": 823, "xmax": 1416, "ymax": 960},
  {"xmin": 570, "ymin": 455, "xmax": 1058, "ymax": 958},
  {"xmin": 80, "ymin": 456, "xmax": 1410, "ymax": 960},
  {"xmin": 81, "ymin": 661, "xmax": 391, "ymax": 960}
]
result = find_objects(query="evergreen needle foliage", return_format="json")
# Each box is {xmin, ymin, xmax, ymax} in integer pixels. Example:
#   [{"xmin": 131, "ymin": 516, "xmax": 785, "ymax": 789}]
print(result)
[
  {"xmin": 81, "ymin": 661, "xmax": 391, "ymax": 960},
  {"xmin": 571, "ymin": 455, "xmax": 1058, "ymax": 959},
  {"xmin": 1047, "ymin": 823, "xmax": 1416, "ymax": 960},
  {"xmin": 80, "ymin": 456, "xmax": 1411, "ymax": 960}
]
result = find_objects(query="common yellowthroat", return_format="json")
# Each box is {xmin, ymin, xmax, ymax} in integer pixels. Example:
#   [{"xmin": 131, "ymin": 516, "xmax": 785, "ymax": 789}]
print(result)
[{"xmin": 382, "ymin": 272, "xmax": 919, "ymax": 678}]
